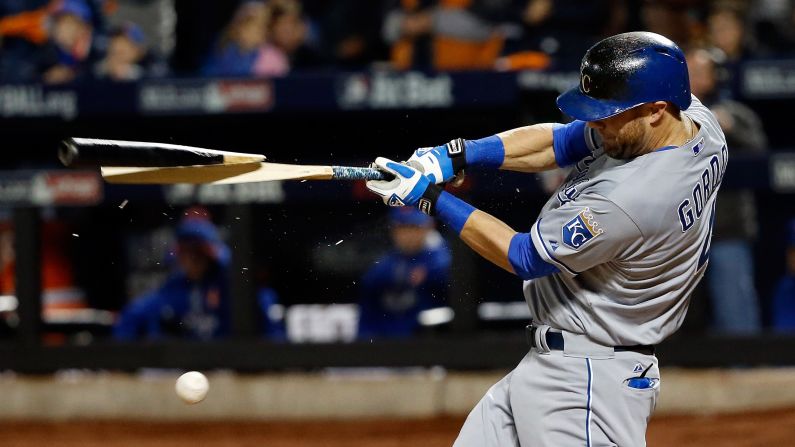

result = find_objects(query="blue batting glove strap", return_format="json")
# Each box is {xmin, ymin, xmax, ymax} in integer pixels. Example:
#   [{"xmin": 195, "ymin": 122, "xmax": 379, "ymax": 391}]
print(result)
[
  {"xmin": 552, "ymin": 120, "xmax": 592, "ymax": 167},
  {"xmin": 410, "ymin": 136, "xmax": 503, "ymax": 184},
  {"xmin": 419, "ymin": 186, "xmax": 475, "ymax": 235},
  {"xmin": 465, "ymin": 135, "xmax": 505, "ymax": 168},
  {"xmin": 507, "ymin": 232, "xmax": 560, "ymax": 280}
]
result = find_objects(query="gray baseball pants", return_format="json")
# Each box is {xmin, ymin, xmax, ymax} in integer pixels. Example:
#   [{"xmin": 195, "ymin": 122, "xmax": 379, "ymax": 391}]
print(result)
[{"xmin": 453, "ymin": 326, "xmax": 660, "ymax": 446}]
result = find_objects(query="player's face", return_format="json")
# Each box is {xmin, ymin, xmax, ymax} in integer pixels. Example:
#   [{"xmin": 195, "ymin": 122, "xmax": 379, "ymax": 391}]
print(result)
[
  {"xmin": 587, "ymin": 106, "xmax": 649, "ymax": 159},
  {"xmin": 177, "ymin": 242, "xmax": 212, "ymax": 281},
  {"xmin": 391, "ymin": 225, "xmax": 429, "ymax": 255}
]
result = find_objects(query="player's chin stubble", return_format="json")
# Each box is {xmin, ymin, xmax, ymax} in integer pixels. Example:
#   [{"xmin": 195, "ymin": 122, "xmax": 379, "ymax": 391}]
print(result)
[{"xmin": 601, "ymin": 119, "xmax": 646, "ymax": 160}]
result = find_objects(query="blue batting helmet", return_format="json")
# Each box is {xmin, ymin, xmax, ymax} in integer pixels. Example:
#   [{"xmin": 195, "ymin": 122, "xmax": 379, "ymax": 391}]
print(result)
[
  {"xmin": 389, "ymin": 207, "xmax": 432, "ymax": 227},
  {"xmin": 557, "ymin": 32, "xmax": 691, "ymax": 122}
]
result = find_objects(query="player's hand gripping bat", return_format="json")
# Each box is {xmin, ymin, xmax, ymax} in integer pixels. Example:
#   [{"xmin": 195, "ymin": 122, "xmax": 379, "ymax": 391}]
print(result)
[{"xmin": 59, "ymin": 138, "xmax": 392, "ymax": 184}]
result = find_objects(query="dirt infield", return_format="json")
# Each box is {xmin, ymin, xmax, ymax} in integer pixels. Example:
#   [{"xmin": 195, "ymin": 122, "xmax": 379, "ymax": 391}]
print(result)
[{"xmin": 2, "ymin": 408, "xmax": 794, "ymax": 447}]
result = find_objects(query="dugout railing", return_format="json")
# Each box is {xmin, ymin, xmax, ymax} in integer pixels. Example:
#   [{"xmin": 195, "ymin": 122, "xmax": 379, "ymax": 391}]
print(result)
[{"xmin": 1, "ymin": 67, "xmax": 794, "ymax": 372}]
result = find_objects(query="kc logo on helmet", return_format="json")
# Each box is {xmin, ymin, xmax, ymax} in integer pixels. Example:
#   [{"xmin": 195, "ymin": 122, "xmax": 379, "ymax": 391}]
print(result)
[
  {"xmin": 562, "ymin": 207, "xmax": 603, "ymax": 250},
  {"xmin": 581, "ymin": 74, "xmax": 592, "ymax": 93}
]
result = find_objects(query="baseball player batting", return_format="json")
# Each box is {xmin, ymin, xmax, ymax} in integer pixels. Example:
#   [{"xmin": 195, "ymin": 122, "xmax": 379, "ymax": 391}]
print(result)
[{"xmin": 366, "ymin": 31, "xmax": 726, "ymax": 446}]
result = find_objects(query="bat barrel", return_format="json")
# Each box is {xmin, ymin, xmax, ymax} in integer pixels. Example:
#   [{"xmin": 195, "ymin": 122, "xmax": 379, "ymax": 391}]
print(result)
[
  {"xmin": 331, "ymin": 166, "xmax": 393, "ymax": 181},
  {"xmin": 58, "ymin": 139, "xmax": 81, "ymax": 167},
  {"xmin": 59, "ymin": 138, "xmax": 227, "ymax": 168}
]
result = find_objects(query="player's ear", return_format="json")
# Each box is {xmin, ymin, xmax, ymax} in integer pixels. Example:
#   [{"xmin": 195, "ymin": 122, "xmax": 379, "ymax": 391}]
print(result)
[{"xmin": 646, "ymin": 101, "xmax": 668, "ymax": 125}]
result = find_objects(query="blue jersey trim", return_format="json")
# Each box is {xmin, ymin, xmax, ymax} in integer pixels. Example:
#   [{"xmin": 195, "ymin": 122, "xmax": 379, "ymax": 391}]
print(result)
[
  {"xmin": 507, "ymin": 233, "xmax": 560, "ymax": 280},
  {"xmin": 553, "ymin": 121, "xmax": 592, "ymax": 167},
  {"xmin": 653, "ymin": 145, "xmax": 678, "ymax": 152},
  {"xmin": 532, "ymin": 219, "xmax": 578, "ymax": 276},
  {"xmin": 586, "ymin": 358, "xmax": 593, "ymax": 447}
]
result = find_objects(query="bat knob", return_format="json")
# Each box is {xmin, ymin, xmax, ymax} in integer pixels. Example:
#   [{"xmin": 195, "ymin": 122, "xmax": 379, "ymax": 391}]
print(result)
[{"xmin": 58, "ymin": 138, "xmax": 79, "ymax": 167}]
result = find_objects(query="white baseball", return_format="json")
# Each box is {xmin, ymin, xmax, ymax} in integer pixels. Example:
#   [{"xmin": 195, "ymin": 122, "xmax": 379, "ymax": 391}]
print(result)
[{"xmin": 175, "ymin": 371, "xmax": 209, "ymax": 404}]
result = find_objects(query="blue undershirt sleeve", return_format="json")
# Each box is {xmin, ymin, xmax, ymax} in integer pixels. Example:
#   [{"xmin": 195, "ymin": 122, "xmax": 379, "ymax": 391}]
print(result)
[
  {"xmin": 508, "ymin": 232, "xmax": 560, "ymax": 280},
  {"xmin": 552, "ymin": 120, "xmax": 592, "ymax": 167}
]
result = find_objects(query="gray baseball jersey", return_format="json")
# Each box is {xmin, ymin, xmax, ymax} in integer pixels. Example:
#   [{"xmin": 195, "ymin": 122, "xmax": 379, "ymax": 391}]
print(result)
[{"xmin": 526, "ymin": 96, "xmax": 727, "ymax": 346}]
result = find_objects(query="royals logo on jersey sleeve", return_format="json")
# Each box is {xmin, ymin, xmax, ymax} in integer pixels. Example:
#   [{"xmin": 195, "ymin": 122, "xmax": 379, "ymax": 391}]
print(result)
[{"xmin": 562, "ymin": 207, "xmax": 603, "ymax": 250}]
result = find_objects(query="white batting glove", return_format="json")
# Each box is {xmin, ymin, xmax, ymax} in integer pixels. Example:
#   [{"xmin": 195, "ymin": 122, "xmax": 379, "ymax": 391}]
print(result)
[
  {"xmin": 366, "ymin": 157, "xmax": 432, "ymax": 207},
  {"xmin": 407, "ymin": 139, "xmax": 466, "ymax": 185}
]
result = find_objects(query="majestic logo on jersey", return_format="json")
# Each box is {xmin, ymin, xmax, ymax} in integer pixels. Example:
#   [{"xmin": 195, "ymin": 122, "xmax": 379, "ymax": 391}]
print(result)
[
  {"xmin": 632, "ymin": 362, "xmax": 644, "ymax": 373},
  {"xmin": 562, "ymin": 207, "xmax": 603, "ymax": 250},
  {"xmin": 692, "ymin": 137, "xmax": 705, "ymax": 156}
]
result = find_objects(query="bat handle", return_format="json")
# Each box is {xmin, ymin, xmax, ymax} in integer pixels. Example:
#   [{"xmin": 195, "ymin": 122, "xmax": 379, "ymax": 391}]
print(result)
[{"xmin": 331, "ymin": 166, "xmax": 393, "ymax": 181}]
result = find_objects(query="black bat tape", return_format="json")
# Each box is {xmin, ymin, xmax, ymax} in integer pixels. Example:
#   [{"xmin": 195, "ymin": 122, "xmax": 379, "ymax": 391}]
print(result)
[{"xmin": 59, "ymin": 138, "xmax": 225, "ymax": 167}]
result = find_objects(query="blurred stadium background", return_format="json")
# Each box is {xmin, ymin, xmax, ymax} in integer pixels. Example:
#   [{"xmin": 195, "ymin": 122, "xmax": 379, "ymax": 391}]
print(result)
[{"xmin": 2, "ymin": 0, "xmax": 795, "ymax": 445}]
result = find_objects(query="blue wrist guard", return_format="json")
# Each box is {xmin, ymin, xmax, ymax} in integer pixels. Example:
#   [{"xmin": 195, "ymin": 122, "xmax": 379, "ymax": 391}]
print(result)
[{"xmin": 419, "ymin": 185, "xmax": 476, "ymax": 235}]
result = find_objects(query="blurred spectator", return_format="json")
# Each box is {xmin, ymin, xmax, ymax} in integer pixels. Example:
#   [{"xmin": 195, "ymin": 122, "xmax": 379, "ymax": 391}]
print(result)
[
  {"xmin": 306, "ymin": 0, "xmax": 387, "ymax": 69},
  {"xmin": 260, "ymin": 0, "xmax": 323, "ymax": 74},
  {"xmin": 0, "ymin": 0, "xmax": 53, "ymax": 81},
  {"xmin": 750, "ymin": 0, "xmax": 795, "ymax": 57},
  {"xmin": 93, "ymin": 21, "xmax": 149, "ymax": 81},
  {"xmin": 0, "ymin": 0, "xmax": 51, "ymax": 45},
  {"xmin": 105, "ymin": 0, "xmax": 177, "ymax": 60},
  {"xmin": 772, "ymin": 219, "xmax": 795, "ymax": 332},
  {"xmin": 201, "ymin": 1, "xmax": 273, "ymax": 77},
  {"xmin": 705, "ymin": 1, "xmax": 762, "ymax": 95},
  {"xmin": 42, "ymin": 0, "xmax": 98, "ymax": 84},
  {"xmin": 688, "ymin": 47, "xmax": 767, "ymax": 149},
  {"xmin": 507, "ymin": 0, "xmax": 613, "ymax": 70},
  {"xmin": 687, "ymin": 46, "xmax": 767, "ymax": 334},
  {"xmin": 707, "ymin": 1, "xmax": 756, "ymax": 63},
  {"xmin": 384, "ymin": 0, "xmax": 511, "ymax": 71},
  {"xmin": 431, "ymin": 0, "xmax": 509, "ymax": 70},
  {"xmin": 382, "ymin": 0, "xmax": 434, "ymax": 69},
  {"xmin": 357, "ymin": 208, "xmax": 451, "ymax": 339},
  {"xmin": 114, "ymin": 210, "xmax": 232, "ymax": 340},
  {"xmin": 640, "ymin": 0, "xmax": 698, "ymax": 47}
]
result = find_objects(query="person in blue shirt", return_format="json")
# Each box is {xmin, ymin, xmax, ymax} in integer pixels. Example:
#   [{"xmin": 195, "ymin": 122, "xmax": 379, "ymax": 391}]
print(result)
[
  {"xmin": 114, "ymin": 214, "xmax": 232, "ymax": 340},
  {"xmin": 772, "ymin": 219, "xmax": 795, "ymax": 332},
  {"xmin": 357, "ymin": 207, "xmax": 451, "ymax": 339}
]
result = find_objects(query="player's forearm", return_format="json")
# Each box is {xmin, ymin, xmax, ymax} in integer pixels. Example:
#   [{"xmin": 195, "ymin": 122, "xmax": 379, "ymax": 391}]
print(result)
[
  {"xmin": 496, "ymin": 123, "xmax": 558, "ymax": 172},
  {"xmin": 459, "ymin": 210, "xmax": 517, "ymax": 274},
  {"xmin": 425, "ymin": 187, "xmax": 516, "ymax": 274},
  {"xmin": 421, "ymin": 187, "xmax": 558, "ymax": 279},
  {"xmin": 410, "ymin": 121, "xmax": 591, "ymax": 183},
  {"xmin": 453, "ymin": 121, "xmax": 591, "ymax": 173}
]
